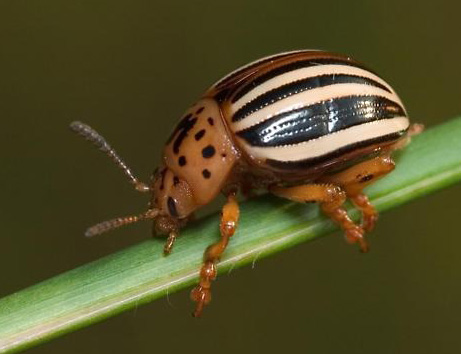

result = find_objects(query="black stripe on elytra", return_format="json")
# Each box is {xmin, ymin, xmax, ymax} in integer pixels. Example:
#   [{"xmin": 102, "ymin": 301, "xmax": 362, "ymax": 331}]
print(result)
[
  {"xmin": 215, "ymin": 51, "xmax": 307, "ymax": 89},
  {"xmin": 214, "ymin": 88, "xmax": 231, "ymax": 103},
  {"xmin": 231, "ymin": 57, "xmax": 377, "ymax": 108},
  {"xmin": 166, "ymin": 113, "xmax": 198, "ymax": 154},
  {"xmin": 236, "ymin": 96, "xmax": 406, "ymax": 147},
  {"xmin": 232, "ymin": 74, "xmax": 391, "ymax": 122},
  {"xmin": 265, "ymin": 131, "xmax": 406, "ymax": 171}
]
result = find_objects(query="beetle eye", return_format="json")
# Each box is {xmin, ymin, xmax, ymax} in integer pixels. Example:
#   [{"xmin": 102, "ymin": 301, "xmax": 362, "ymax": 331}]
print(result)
[{"xmin": 167, "ymin": 196, "xmax": 179, "ymax": 217}]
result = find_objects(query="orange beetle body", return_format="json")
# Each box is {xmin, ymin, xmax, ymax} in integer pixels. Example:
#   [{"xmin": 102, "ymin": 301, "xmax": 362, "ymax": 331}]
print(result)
[{"xmin": 71, "ymin": 50, "xmax": 420, "ymax": 316}]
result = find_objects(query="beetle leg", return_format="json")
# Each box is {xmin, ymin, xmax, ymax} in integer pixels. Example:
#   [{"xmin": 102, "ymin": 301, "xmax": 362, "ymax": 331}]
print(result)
[
  {"xmin": 270, "ymin": 184, "xmax": 368, "ymax": 252},
  {"xmin": 190, "ymin": 191, "xmax": 240, "ymax": 317},
  {"xmin": 319, "ymin": 155, "xmax": 395, "ymax": 232},
  {"xmin": 163, "ymin": 231, "xmax": 178, "ymax": 255},
  {"xmin": 349, "ymin": 194, "xmax": 377, "ymax": 232}
]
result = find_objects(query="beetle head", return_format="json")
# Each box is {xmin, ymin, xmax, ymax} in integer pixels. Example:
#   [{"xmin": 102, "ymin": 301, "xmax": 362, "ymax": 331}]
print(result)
[
  {"xmin": 70, "ymin": 121, "xmax": 199, "ymax": 239},
  {"xmin": 149, "ymin": 166, "xmax": 198, "ymax": 233},
  {"xmin": 82, "ymin": 166, "xmax": 198, "ymax": 238}
]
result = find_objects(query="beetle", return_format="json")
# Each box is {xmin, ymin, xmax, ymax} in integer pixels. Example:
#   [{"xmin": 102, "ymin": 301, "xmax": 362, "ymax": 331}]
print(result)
[{"xmin": 70, "ymin": 49, "xmax": 422, "ymax": 317}]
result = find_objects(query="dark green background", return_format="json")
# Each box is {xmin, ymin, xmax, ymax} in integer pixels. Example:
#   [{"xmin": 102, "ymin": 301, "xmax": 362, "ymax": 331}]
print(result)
[{"xmin": 1, "ymin": 1, "xmax": 460, "ymax": 353}]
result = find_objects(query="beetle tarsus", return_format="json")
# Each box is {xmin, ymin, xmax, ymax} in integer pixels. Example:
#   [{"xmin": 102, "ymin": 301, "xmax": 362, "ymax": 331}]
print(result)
[
  {"xmin": 350, "ymin": 193, "xmax": 378, "ymax": 232},
  {"xmin": 343, "ymin": 225, "xmax": 369, "ymax": 253},
  {"xmin": 191, "ymin": 285, "xmax": 211, "ymax": 317},
  {"xmin": 163, "ymin": 231, "xmax": 178, "ymax": 255}
]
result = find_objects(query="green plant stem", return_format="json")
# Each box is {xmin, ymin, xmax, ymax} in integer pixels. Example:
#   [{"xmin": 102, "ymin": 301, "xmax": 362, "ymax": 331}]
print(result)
[{"xmin": 1, "ymin": 118, "xmax": 461, "ymax": 353}]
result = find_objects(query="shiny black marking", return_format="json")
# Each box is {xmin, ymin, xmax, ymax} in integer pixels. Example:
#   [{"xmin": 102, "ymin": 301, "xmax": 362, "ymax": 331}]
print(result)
[
  {"xmin": 232, "ymin": 57, "xmax": 377, "ymax": 108},
  {"xmin": 196, "ymin": 107, "xmax": 205, "ymax": 114},
  {"xmin": 207, "ymin": 117, "xmax": 214, "ymax": 126},
  {"xmin": 178, "ymin": 156, "xmax": 187, "ymax": 166},
  {"xmin": 266, "ymin": 132, "xmax": 405, "ymax": 170},
  {"xmin": 167, "ymin": 113, "xmax": 198, "ymax": 154},
  {"xmin": 202, "ymin": 145, "xmax": 216, "ymax": 158},
  {"xmin": 195, "ymin": 129, "xmax": 206, "ymax": 141},
  {"xmin": 167, "ymin": 114, "xmax": 189, "ymax": 144},
  {"xmin": 214, "ymin": 88, "xmax": 231, "ymax": 103},
  {"xmin": 232, "ymin": 74, "xmax": 392, "ymax": 122},
  {"xmin": 173, "ymin": 176, "xmax": 180, "ymax": 186},
  {"xmin": 237, "ymin": 96, "xmax": 405, "ymax": 147},
  {"xmin": 167, "ymin": 197, "xmax": 179, "ymax": 217},
  {"xmin": 359, "ymin": 174, "xmax": 374, "ymax": 183},
  {"xmin": 202, "ymin": 169, "xmax": 211, "ymax": 179}
]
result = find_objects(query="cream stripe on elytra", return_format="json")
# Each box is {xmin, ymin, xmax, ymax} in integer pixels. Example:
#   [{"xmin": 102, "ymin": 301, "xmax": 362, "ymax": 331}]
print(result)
[
  {"xmin": 231, "ymin": 83, "xmax": 405, "ymax": 132},
  {"xmin": 240, "ymin": 117, "xmax": 409, "ymax": 161},
  {"xmin": 231, "ymin": 64, "xmax": 395, "ymax": 112}
]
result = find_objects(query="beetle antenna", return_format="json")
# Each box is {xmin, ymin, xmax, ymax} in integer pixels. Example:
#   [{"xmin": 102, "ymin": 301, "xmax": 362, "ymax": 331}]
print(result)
[
  {"xmin": 85, "ymin": 208, "xmax": 159, "ymax": 237},
  {"xmin": 70, "ymin": 121, "xmax": 150, "ymax": 192}
]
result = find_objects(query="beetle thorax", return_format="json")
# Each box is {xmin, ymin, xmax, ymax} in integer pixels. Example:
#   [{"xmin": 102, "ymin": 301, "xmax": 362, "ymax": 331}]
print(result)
[{"xmin": 162, "ymin": 98, "xmax": 239, "ymax": 207}]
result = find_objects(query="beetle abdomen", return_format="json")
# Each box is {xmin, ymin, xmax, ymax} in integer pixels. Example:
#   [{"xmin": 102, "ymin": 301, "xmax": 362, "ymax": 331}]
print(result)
[{"xmin": 214, "ymin": 51, "xmax": 409, "ymax": 173}]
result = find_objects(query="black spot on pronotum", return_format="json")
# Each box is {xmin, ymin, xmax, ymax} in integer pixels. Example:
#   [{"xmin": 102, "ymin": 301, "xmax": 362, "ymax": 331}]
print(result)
[
  {"xmin": 167, "ymin": 113, "xmax": 198, "ymax": 154},
  {"xmin": 196, "ymin": 106, "xmax": 204, "ymax": 114},
  {"xmin": 195, "ymin": 129, "xmax": 206, "ymax": 141},
  {"xmin": 178, "ymin": 156, "xmax": 187, "ymax": 166},
  {"xmin": 221, "ymin": 153, "xmax": 227, "ymax": 158},
  {"xmin": 173, "ymin": 176, "xmax": 180, "ymax": 186},
  {"xmin": 359, "ymin": 174, "xmax": 374, "ymax": 183},
  {"xmin": 207, "ymin": 117, "xmax": 214, "ymax": 126},
  {"xmin": 167, "ymin": 197, "xmax": 179, "ymax": 217},
  {"xmin": 202, "ymin": 145, "xmax": 216, "ymax": 158},
  {"xmin": 202, "ymin": 169, "xmax": 211, "ymax": 179}
]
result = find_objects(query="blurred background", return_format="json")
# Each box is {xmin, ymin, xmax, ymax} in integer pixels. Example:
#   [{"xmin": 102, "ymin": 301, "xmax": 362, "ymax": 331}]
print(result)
[{"xmin": 1, "ymin": 0, "xmax": 460, "ymax": 353}]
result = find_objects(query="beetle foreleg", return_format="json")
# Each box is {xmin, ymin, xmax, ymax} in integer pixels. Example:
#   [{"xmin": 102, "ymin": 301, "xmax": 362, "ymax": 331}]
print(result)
[
  {"xmin": 163, "ymin": 231, "xmax": 178, "ymax": 255},
  {"xmin": 270, "ymin": 184, "xmax": 368, "ymax": 252},
  {"xmin": 190, "ymin": 191, "xmax": 240, "ymax": 317}
]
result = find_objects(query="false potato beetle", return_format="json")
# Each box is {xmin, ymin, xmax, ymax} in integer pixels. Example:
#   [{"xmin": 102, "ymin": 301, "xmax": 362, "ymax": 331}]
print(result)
[{"xmin": 70, "ymin": 50, "xmax": 422, "ymax": 317}]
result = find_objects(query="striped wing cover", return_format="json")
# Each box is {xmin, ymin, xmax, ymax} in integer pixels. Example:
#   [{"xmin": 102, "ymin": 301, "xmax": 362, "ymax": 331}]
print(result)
[{"xmin": 209, "ymin": 50, "xmax": 409, "ymax": 172}]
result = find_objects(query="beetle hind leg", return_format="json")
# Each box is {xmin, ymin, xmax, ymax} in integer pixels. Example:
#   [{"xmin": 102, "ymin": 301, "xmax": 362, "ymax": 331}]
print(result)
[
  {"xmin": 270, "ymin": 183, "xmax": 368, "ymax": 252},
  {"xmin": 320, "ymin": 155, "xmax": 396, "ymax": 233}
]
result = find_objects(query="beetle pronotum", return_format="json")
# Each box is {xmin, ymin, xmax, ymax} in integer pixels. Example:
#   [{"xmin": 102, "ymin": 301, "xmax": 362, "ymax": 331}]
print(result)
[{"xmin": 71, "ymin": 50, "xmax": 422, "ymax": 317}]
